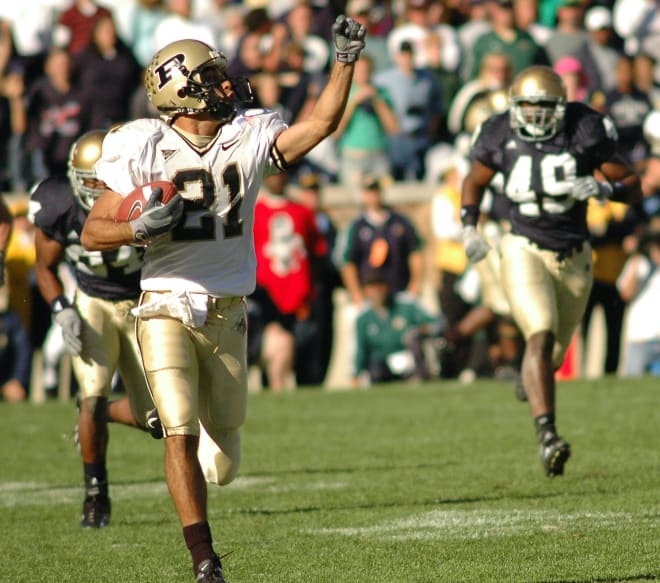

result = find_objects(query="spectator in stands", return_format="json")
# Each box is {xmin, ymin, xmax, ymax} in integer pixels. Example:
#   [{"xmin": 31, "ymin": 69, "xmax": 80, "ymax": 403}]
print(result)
[
  {"xmin": 456, "ymin": 0, "xmax": 491, "ymax": 82},
  {"xmin": 373, "ymin": 40, "xmax": 443, "ymax": 181},
  {"xmin": 0, "ymin": 280, "xmax": 31, "ymax": 402},
  {"xmin": 387, "ymin": 0, "xmax": 461, "ymax": 74},
  {"xmin": 251, "ymin": 171, "xmax": 328, "ymax": 391},
  {"xmin": 73, "ymin": 15, "xmax": 142, "ymax": 128},
  {"xmin": 153, "ymin": 0, "xmax": 216, "ymax": 51},
  {"xmin": 0, "ymin": 195, "xmax": 12, "ymax": 292},
  {"xmin": 340, "ymin": 175, "xmax": 424, "ymax": 306},
  {"xmin": 544, "ymin": 0, "xmax": 588, "ymax": 65},
  {"xmin": 24, "ymin": 47, "xmax": 92, "ymax": 180},
  {"xmin": 197, "ymin": 0, "xmax": 246, "ymax": 61},
  {"xmin": 612, "ymin": 0, "xmax": 660, "ymax": 85},
  {"xmin": 513, "ymin": 0, "xmax": 553, "ymax": 49},
  {"xmin": 125, "ymin": 0, "xmax": 167, "ymax": 68},
  {"xmin": 574, "ymin": 6, "xmax": 621, "ymax": 100},
  {"xmin": 633, "ymin": 52, "xmax": 660, "ymax": 109},
  {"xmin": 553, "ymin": 55, "xmax": 589, "ymax": 103},
  {"xmin": 227, "ymin": 8, "xmax": 288, "ymax": 78},
  {"xmin": 468, "ymin": 0, "xmax": 549, "ymax": 80},
  {"xmin": 293, "ymin": 172, "xmax": 343, "ymax": 385},
  {"xmin": 429, "ymin": 152, "xmax": 474, "ymax": 378},
  {"xmin": 1, "ymin": 66, "xmax": 29, "ymax": 193},
  {"xmin": 345, "ymin": 0, "xmax": 392, "ymax": 74},
  {"xmin": 334, "ymin": 53, "xmax": 399, "ymax": 190},
  {"xmin": 280, "ymin": 2, "xmax": 330, "ymax": 75},
  {"xmin": 582, "ymin": 198, "xmax": 637, "ymax": 375},
  {"xmin": 277, "ymin": 42, "xmax": 319, "ymax": 126},
  {"xmin": 0, "ymin": 2, "xmax": 67, "ymax": 87},
  {"xmin": 617, "ymin": 227, "xmax": 660, "ymax": 377},
  {"xmin": 352, "ymin": 267, "xmax": 446, "ymax": 386},
  {"xmin": 55, "ymin": 0, "xmax": 114, "ymax": 56},
  {"xmin": 604, "ymin": 54, "xmax": 653, "ymax": 166}
]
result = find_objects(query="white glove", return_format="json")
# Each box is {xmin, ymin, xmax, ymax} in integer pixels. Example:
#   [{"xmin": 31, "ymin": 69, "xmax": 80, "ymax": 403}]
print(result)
[
  {"xmin": 461, "ymin": 225, "xmax": 490, "ymax": 264},
  {"xmin": 333, "ymin": 15, "xmax": 366, "ymax": 63},
  {"xmin": 572, "ymin": 176, "xmax": 613, "ymax": 201},
  {"xmin": 130, "ymin": 187, "xmax": 184, "ymax": 243},
  {"xmin": 54, "ymin": 307, "xmax": 83, "ymax": 356}
]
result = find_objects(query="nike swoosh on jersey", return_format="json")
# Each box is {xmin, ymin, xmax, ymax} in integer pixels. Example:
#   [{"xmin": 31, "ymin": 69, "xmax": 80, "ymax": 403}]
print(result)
[
  {"xmin": 161, "ymin": 149, "xmax": 177, "ymax": 161},
  {"xmin": 221, "ymin": 139, "xmax": 240, "ymax": 151}
]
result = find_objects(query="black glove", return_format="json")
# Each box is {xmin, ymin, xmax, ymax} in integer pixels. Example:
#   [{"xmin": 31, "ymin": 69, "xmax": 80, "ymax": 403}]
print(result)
[
  {"xmin": 333, "ymin": 15, "xmax": 366, "ymax": 63},
  {"xmin": 130, "ymin": 187, "xmax": 184, "ymax": 243},
  {"xmin": 0, "ymin": 251, "xmax": 4, "ymax": 288}
]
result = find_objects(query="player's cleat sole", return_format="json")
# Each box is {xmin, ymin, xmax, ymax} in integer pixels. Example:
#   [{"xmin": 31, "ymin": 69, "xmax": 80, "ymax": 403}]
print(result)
[
  {"xmin": 146, "ymin": 408, "xmax": 163, "ymax": 439},
  {"xmin": 80, "ymin": 494, "xmax": 111, "ymax": 528},
  {"xmin": 539, "ymin": 435, "xmax": 571, "ymax": 477},
  {"xmin": 196, "ymin": 556, "xmax": 227, "ymax": 582}
]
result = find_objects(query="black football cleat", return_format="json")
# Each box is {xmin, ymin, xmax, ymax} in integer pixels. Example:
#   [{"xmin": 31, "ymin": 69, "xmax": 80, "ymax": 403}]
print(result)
[
  {"xmin": 196, "ymin": 556, "xmax": 227, "ymax": 583},
  {"xmin": 539, "ymin": 434, "xmax": 571, "ymax": 477},
  {"xmin": 146, "ymin": 408, "xmax": 163, "ymax": 439},
  {"xmin": 80, "ymin": 477, "xmax": 111, "ymax": 528},
  {"xmin": 514, "ymin": 376, "xmax": 527, "ymax": 402}
]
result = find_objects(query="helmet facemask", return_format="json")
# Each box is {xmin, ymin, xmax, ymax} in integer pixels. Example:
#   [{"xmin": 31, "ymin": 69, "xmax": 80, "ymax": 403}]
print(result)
[
  {"xmin": 181, "ymin": 58, "xmax": 251, "ymax": 121},
  {"xmin": 510, "ymin": 97, "xmax": 566, "ymax": 141}
]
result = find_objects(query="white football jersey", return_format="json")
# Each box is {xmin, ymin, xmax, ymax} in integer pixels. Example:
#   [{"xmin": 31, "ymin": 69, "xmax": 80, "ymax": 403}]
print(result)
[{"xmin": 96, "ymin": 110, "xmax": 288, "ymax": 297}]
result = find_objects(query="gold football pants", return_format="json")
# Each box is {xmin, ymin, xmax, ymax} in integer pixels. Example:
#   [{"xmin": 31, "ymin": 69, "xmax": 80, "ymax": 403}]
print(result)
[
  {"xmin": 136, "ymin": 293, "xmax": 248, "ymax": 485},
  {"xmin": 500, "ymin": 233, "xmax": 592, "ymax": 368},
  {"xmin": 73, "ymin": 289, "xmax": 153, "ymax": 426}
]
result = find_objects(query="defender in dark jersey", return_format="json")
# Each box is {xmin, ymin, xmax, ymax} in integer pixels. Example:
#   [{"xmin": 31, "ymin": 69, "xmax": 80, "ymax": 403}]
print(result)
[
  {"xmin": 461, "ymin": 66, "xmax": 641, "ymax": 477},
  {"xmin": 29, "ymin": 130, "xmax": 160, "ymax": 528}
]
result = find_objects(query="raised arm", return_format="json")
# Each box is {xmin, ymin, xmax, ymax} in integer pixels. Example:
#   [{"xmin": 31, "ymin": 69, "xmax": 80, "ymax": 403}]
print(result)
[{"xmin": 274, "ymin": 15, "xmax": 366, "ymax": 165}]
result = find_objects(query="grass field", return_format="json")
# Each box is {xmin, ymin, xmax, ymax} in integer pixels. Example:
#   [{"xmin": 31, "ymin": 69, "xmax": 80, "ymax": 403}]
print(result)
[{"xmin": 0, "ymin": 376, "xmax": 658, "ymax": 583}]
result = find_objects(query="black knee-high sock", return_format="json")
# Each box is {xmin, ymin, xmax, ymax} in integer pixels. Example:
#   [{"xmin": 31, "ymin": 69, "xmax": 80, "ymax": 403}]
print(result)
[{"xmin": 183, "ymin": 521, "xmax": 216, "ymax": 574}]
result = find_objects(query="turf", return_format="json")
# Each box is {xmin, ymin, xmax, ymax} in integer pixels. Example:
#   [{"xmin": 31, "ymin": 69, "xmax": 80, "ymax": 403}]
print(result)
[{"xmin": 0, "ymin": 376, "xmax": 658, "ymax": 583}]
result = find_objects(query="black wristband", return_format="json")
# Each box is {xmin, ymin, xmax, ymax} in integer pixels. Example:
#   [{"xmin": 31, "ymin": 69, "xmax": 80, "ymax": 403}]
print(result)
[
  {"xmin": 50, "ymin": 295, "xmax": 71, "ymax": 313},
  {"xmin": 609, "ymin": 181, "xmax": 628, "ymax": 202},
  {"xmin": 461, "ymin": 205, "xmax": 480, "ymax": 227}
]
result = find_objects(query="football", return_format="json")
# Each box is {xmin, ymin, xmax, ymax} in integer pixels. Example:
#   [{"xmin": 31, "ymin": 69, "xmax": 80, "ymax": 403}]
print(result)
[{"xmin": 115, "ymin": 181, "xmax": 178, "ymax": 222}]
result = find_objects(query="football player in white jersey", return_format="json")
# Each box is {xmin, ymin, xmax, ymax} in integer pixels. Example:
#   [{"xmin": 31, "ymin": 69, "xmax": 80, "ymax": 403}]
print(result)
[
  {"xmin": 461, "ymin": 66, "xmax": 642, "ymax": 478},
  {"xmin": 81, "ymin": 16, "xmax": 366, "ymax": 583}
]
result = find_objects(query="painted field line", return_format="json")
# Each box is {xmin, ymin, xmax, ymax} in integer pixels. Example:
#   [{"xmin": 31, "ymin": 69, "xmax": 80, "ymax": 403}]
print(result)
[{"xmin": 309, "ymin": 509, "xmax": 657, "ymax": 541}]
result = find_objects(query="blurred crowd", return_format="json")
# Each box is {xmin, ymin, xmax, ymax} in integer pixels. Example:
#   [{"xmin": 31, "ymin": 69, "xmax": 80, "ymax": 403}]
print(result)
[{"xmin": 2, "ymin": 0, "xmax": 660, "ymax": 401}]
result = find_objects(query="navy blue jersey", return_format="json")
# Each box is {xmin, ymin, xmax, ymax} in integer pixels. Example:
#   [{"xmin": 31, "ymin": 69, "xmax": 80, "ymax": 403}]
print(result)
[
  {"xmin": 470, "ymin": 102, "xmax": 619, "ymax": 251},
  {"xmin": 343, "ymin": 209, "xmax": 422, "ymax": 293},
  {"xmin": 29, "ymin": 177, "xmax": 143, "ymax": 300}
]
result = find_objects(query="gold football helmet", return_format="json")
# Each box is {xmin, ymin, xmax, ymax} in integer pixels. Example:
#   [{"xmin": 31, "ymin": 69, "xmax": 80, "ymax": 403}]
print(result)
[
  {"xmin": 67, "ymin": 129, "xmax": 107, "ymax": 211},
  {"xmin": 509, "ymin": 66, "xmax": 566, "ymax": 141},
  {"xmin": 463, "ymin": 88, "xmax": 510, "ymax": 134},
  {"xmin": 144, "ymin": 39, "xmax": 253, "ymax": 121}
]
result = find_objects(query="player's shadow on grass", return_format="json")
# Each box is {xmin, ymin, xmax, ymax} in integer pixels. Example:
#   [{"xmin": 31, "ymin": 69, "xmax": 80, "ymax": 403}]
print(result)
[{"xmin": 229, "ymin": 490, "xmax": 572, "ymax": 516}]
